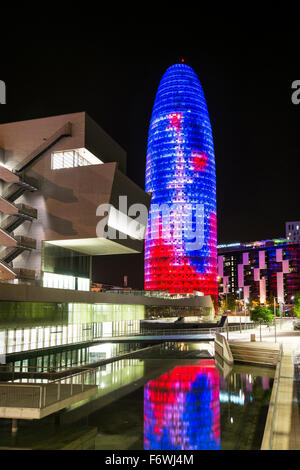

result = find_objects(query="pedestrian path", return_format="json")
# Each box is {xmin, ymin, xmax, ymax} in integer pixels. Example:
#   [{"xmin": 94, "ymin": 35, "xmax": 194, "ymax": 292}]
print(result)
[{"xmin": 227, "ymin": 321, "xmax": 300, "ymax": 450}]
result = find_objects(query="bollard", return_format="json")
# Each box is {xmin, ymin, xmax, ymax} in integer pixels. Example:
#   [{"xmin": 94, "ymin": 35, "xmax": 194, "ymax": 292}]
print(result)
[
  {"xmin": 12, "ymin": 419, "xmax": 18, "ymax": 434},
  {"xmin": 260, "ymin": 323, "xmax": 262, "ymax": 341}
]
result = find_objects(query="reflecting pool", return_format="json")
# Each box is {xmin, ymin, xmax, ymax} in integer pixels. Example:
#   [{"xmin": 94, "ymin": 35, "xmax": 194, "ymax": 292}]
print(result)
[
  {"xmin": 144, "ymin": 360, "xmax": 220, "ymax": 450},
  {"xmin": 0, "ymin": 339, "xmax": 274, "ymax": 450},
  {"xmin": 87, "ymin": 353, "xmax": 273, "ymax": 451}
]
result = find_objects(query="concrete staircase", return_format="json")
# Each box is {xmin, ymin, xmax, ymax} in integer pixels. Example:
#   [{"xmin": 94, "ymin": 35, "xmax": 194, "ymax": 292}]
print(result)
[
  {"xmin": 229, "ymin": 341, "xmax": 280, "ymax": 367},
  {"xmin": 0, "ymin": 171, "xmax": 38, "ymax": 280},
  {"xmin": 0, "ymin": 121, "xmax": 72, "ymax": 281}
]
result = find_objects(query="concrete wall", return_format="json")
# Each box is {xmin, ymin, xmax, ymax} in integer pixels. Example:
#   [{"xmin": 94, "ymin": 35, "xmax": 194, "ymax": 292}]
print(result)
[
  {"xmin": 0, "ymin": 283, "xmax": 214, "ymax": 309},
  {"xmin": 84, "ymin": 114, "xmax": 127, "ymax": 173}
]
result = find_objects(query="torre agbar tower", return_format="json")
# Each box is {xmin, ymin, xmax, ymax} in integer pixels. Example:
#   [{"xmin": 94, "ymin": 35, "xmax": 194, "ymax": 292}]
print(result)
[{"xmin": 144, "ymin": 63, "xmax": 217, "ymax": 301}]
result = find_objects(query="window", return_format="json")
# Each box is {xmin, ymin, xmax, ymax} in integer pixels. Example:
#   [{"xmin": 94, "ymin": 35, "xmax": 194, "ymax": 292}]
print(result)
[
  {"xmin": 43, "ymin": 272, "xmax": 90, "ymax": 291},
  {"xmin": 51, "ymin": 148, "xmax": 103, "ymax": 170},
  {"xmin": 77, "ymin": 277, "xmax": 90, "ymax": 291}
]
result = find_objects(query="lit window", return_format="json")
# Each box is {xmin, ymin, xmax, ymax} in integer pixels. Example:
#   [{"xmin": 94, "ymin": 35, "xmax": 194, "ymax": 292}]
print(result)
[
  {"xmin": 77, "ymin": 277, "xmax": 90, "ymax": 291},
  {"xmin": 51, "ymin": 148, "xmax": 103, "ymax": 170},
  {"xmin": 43, "ymin": 272, "xmax": 89, "ymax": 291}
]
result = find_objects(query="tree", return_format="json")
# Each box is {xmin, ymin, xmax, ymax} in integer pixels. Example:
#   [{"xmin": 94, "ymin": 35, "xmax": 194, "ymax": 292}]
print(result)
[
  {"xmin": 250, "ymin": 305, "xmax": 274, "ymax": 324},
  {"xmin": 218, "ymin": 292, "xmax": 236, "ymax": 312},
  {"xmin": 294, "ymin": 292, "xmax": 300, "ymax": 318},
  {"xmin": 225, "ymin": 293, "xmax": 236, "ymax": 312}
]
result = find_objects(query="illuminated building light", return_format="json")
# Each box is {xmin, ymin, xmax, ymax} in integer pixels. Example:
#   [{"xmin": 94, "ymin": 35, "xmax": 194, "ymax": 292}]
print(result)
[
  {"xmin": 43, "ymin": 272, "xmax": 89, "ymax": 291},
  {"xmin": 108, "ymin": 206, "xmax": 145, "ymax": 240},
  {"xmin": 219, "ymin": 391, "xmax": 245, "ymax": 405},
  {"xmin": 51, "ymin": 147, "xmax": 103, "ymax": 169},
  {"xmin": 145, "ymin": 63, "xmax": 217, "ymax": 300}
]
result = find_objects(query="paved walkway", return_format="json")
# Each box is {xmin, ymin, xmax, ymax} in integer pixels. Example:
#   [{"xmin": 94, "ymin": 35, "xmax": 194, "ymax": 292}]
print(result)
[{"xmin": 227, "ymin": 320, "xmax": 300, "ymax": 450}]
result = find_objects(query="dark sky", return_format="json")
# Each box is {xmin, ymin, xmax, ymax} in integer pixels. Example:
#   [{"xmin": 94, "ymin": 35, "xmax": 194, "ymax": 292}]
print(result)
[{"xmin": 1, "ymin": 23, "xmax": 299, "ymax": 246}]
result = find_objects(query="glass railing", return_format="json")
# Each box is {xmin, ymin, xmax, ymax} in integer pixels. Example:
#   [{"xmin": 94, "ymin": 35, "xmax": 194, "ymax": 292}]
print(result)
[{"xmin": 103, "ymin": 289, "xmax": 204, "ymax": 299}]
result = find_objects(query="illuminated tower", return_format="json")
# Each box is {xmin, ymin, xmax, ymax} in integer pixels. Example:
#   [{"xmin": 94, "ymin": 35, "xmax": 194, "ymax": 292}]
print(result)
[{"xmin": 144, "ymin": 63, "xmax": 217, "ymax": 299}]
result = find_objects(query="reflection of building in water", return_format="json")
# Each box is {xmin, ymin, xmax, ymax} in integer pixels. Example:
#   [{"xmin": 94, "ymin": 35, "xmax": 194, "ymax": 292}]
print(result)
[
  {"xmin": 144, "ymin": 360, "xmax": 220, "ymax": 450},
  {"xmin": 95, "ymin": 358, "xmax": 144, "ymax": 395},
  {"xmin": 0, "ymin": 302, "xmax": 145, "ymax": 359},
  {"xmin": 219, "ymin": 371, "xmax": 271, "ymax": 398},
  {"xmin": 3, "ymin": 342, "xmax": 139, "ymax": 377}
]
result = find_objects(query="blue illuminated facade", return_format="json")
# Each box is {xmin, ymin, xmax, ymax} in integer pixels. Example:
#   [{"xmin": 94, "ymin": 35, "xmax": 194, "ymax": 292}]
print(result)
[
  {"xmin": 145, "ymin": 63, "xmax": 217, "ymax": 300},
  {"xmin": 144, "ymin": 362, "xmax": 220, "ymax": 450}
]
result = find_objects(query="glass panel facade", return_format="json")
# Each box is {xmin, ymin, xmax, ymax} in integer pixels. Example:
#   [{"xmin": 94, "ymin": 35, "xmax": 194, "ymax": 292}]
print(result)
[
  {"xmin": 43, "ymin": 272, "xmax": 90, "ymax": 291},
  {"xmin": 43, "ymin": 243, "xmax": 90, "ymax": 279},
  {"xmin": 145, "ymin": 63, "xmax": 217, "ymax": 300}
]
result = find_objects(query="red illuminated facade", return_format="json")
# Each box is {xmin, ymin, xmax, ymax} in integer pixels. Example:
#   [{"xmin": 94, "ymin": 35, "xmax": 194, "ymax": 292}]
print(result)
[{"xmin": 144, "ymin": 64, "xmax": 217, "ymax": 301}]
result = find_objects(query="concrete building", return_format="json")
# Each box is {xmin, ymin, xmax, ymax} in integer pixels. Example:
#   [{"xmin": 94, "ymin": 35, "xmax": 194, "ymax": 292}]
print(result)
[
  {"xmin": 217, "ymin": 239, "xmax": 300, "ymax": 307},
  {"xmin": 0, "ymin": 112, "xmax": 151, "ymax": 289},
  {"xmin": 286, "ymin": 221, "xmax": 300, "ymax": 243}
]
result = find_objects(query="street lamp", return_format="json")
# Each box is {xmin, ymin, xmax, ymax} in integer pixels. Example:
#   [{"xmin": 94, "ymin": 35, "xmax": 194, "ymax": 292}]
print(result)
[
  {"xmin": 244, "ymin": 299, "xmax": 249, "ymax": 324},
  {"xmin": 273, "ymin": 297, "xmax": 277, "ymax": 342},
  {"xmin": 236, "ymin": 288, "xmax": 242, "ymax": 318},
  {"xmin": 290, "ymin": 296, "xmax": 295, "ymax": 318}
]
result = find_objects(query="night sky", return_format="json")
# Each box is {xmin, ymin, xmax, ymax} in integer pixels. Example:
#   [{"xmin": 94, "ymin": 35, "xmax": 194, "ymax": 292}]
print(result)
[{"xmin": 1, "ymin": 23, "xmax": 299, "ymax": 285}]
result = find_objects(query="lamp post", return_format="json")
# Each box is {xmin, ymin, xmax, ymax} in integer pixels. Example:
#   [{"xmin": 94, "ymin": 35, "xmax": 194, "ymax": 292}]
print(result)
[
  {"xmin": 291, "ymin": 296, "xmax": 295, "ymax": 318},
  {"xmin": 273, "ymin": 297, "xmax": 277, "ymax": 343},
  {"xmin": 236, "ymin": 288, "xmax": 242, "ymax": 323},
  {"xmin": 244, "ymin": 299, "xmax": 248, "ymax": 324}
]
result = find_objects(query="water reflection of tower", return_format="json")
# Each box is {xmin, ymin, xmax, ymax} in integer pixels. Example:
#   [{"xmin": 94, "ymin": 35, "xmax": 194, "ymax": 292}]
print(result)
[{"xmin": 144, "ymin": 360, "xmax": 220, "ymax": 450}]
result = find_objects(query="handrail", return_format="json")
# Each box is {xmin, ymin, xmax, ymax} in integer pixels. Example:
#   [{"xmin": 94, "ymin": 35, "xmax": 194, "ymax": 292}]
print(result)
[
  {"xmin": 14, "ymin": 122, "xmax": 72, "ymax": 173},
  {"xmin": 215, "ymin": 332, "xmax": 234, "ymax": 364},
  {"xmin": 0, "ymin": 367, "xmax": 97, "ymax": 409},
  {"xmin": 1, "ymin": 322, "xmax": 262, "ymax": 357},
  {"xmin": 267, "ymin": 342, "xmax": 284, "ymax": 450}
]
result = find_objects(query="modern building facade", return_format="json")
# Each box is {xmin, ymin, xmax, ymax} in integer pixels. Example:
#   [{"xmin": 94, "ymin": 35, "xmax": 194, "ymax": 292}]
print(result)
[
  {"xmin": 286, "ymin": 221, "xmax": 300, "ymax": 243},
  {"xmin": 217, "ymin": 239, "xmax": 300, "ymax": 306},
  {"xmin": 144, "ymin": 63, "xmax": 217, "ymax": 301},
  {"xmin": 0, "ymin": 112, "xmax": 151, "ymax": 289}
]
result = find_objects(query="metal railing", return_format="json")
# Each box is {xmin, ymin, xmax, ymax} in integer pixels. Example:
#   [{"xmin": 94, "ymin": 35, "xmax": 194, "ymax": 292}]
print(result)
[
  {"xmin": 0, "ymin": 322, "xmax": 142, "ymax": 355},
  {"xmin": 1, "ymin": 319, "xmax": 290, "ymax": 358},
  {"xmin": 0, "ymin": 367, "xmax": 97, "ymax": 409},
  {"xmin": 262, "ymin": 342, "xmax": 284, "ymax": 450},
  {"xmin": 270, "ymin": 343, "xmax": 284, "ymax": 449},
  {"xmin": 139, "ymin": 322, "xmax": 259, "ymax": 338}
]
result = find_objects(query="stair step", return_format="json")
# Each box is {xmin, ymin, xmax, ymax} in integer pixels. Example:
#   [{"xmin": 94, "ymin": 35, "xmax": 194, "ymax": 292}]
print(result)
[
  {"xmin": 13, "ymin": 268, "xmax": 35, "ymax": 280},
  {"xmin": 15, "ymin": 203, "xmax": 37, "ymax": 219},
  {"xmin": 228, "ymin": 340, "xmax": 280, "ymax": 367},
  {"xmin": 0, "ymin": 260, "xmax": 16, "ymax": 280},
  {"xmin": 232, "ymin": 352, "xmax": 279, "ymax": 359},
  {"xmin": 231, "ymin": 348, "xmax": 279, "ymax": 354},
  {"xmin": 0, "ymin": 166, "xmax": 19, "ymax": 183},
  {"xmin": 232, "ymin": 352, "xmax": 278, "ymax": 358},
  {"xmin": 0, "ymin": 196, "xmax": 18, "ymax": 215},
  {"xmin": 15, "ymin": 235, "xmax": 36, "ymax": 246},
  {"xmin": 3, "ymin": 186, "xmax": 27, "ymax": 203},
  {"xmin": 1, "ymin": 205, "xmax": 37, "ymax": 233},
  {"xmin": 0, "ymin": 228, "xmax": 17, "ymax": 246},
  {"xmin": 234, "ymin": 358, "xmax": 276, "ymax": 366},
  {"xmin": 1, "ymin": 237, "xmax": 36, "ymax": 263},
  {"xmin": 230, "ymin": 345, "xmax": 279, "ymax": 352}
]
